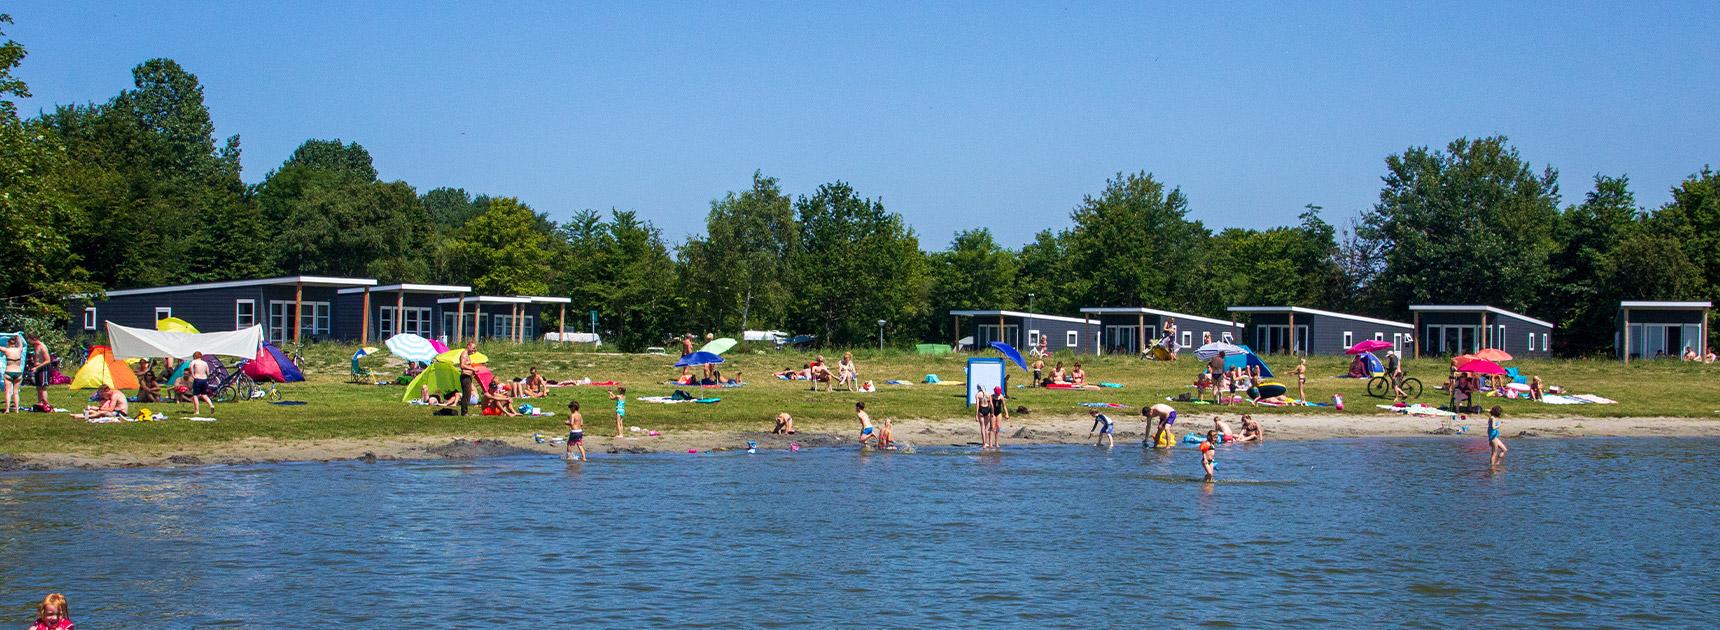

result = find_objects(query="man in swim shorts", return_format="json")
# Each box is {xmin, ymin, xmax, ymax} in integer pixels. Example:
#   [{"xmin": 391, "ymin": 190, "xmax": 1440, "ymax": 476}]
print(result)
[
  {"xmin": 1144, "ymin": 403, "xmax": 1177, "ymax": 448},
  {"xmin": 1088, "ymin": 408, "xmax": 1114, "ymax": 448},
  {"xmin": 564, "ymin": 400, "xmax": 586, "ymax": 461},
  {"xmin": 28, "ymin": 334, "xmax": 53, "ymax": 411}
]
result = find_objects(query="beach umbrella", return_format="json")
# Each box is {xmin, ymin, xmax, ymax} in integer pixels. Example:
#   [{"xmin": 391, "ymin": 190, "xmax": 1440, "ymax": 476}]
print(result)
[
  {"xmin": 154, "ymin": 317, "xmax": 200, "ymax": 334},
  {"xmin": 1455, "ymin": 359, "xmax": 1507, "ymax": 375},
  {"xmin": 675, "ymin": 351, "xmax": 725, "ymax": 368},
  {"xmin": 429, "ymin": 339, "xmax": 450, "ymax": 354},
  {"xmin": 385, "ymin": 333, "xmax": 439, "ymax": 364},
  {"xmin": 1346, "ymin": 339, "xmax": 1392, "ymax": 355},
  {"xmin": 699, "ymin": 337, "xmax": 738, "ymax": 355},
  {"xmin": 1193, "ymin": 342, "xmax": 1246, "ymax": 362},
  {"xmin": 1451, "ymin": 353, "xmax": 1482, "ymax": 365},
  {"xmin": 1475, "ymin": 348, "xmax": 1513, "ymax": 362},
  {"xmin": 434, "ymin": 348, "xmax": 488, "ymax": 365},
  {"xmin": 352, "ymin": 346, "xmax": 379, "ymax": 360},
  {"xmin": 988, "ymin": 341, "xmax": 1030, "ymax": 373}
]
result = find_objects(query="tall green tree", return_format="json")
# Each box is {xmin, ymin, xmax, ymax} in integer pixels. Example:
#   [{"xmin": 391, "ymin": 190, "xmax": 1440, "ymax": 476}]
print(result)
[
  {"xmin": 1358, "ymin": 136, "xmax": 1562, "ymax": 314},
  {"xmin": 1063, "ymin": 171, "xmax": 1210, "ymax": 312},
  {"xmin": 45, "ymin": 58, "xmax": 268, "ymax": 287},
  {"xmin": 1196, "ymin": 206, "xmax": 1343, "ymax": 313},
  {"xmin": 1014, "ymin": 229, "xmax": 1074, "ymax": 316},
  {"xmin": 256, "ymin": 139, "xmax": 431, "ymax": 279},
  {"xmin": 457, "ymin": 197, "xmax": 555, "ymax": 295},
  {"xmin": 0, "ymin": 14, "xmax": 98, "ymax": 320},
  {"xmin": 679, "ymin": 172, "xmax": 799, "ymax": 333},
  {"xmin": 1547, "ymin": 175, "xmax": 1642, "ymax": 355},
  {"xmin": 421, "ymin": 187, "xmax": 490, "ymax": 231},
  {"xmin": 788, "ymin": 182, "xmax": 931, "ymax": 346},
  {"xmin": 925, "ymin": 228, "xmax": 1018, "ymax": 341}
]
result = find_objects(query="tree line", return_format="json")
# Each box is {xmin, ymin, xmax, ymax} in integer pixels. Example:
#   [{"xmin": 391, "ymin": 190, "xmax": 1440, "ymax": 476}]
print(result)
[{"xmin": 0, "ymin": 20, "xmax": 1714, "ymax": 354}]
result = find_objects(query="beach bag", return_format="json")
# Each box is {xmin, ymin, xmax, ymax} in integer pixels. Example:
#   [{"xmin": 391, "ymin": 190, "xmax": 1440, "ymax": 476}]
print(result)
[{"xmin": 671, "ymin": 389, "xmax": 695, "ymax": 401}]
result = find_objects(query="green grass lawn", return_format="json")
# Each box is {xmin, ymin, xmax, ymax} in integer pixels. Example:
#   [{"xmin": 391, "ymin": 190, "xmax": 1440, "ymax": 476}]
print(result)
[{"xmin": 3, "ymin": 342, "xmax": 1716, "ymax": 455}]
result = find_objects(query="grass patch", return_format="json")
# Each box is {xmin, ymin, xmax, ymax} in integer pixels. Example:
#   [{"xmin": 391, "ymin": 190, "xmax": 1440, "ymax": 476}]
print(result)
[{"xmin": 3, "ymin": 343, "xmax": 1715, "ymax": 455}]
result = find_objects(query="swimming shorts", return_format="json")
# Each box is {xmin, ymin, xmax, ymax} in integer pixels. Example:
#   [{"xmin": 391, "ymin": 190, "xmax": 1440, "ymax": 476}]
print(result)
[
  {"xmin": 568, "ymin": 431, "xmax": 584, "ymax": 444},
  {"xmin": 1100, "ymin": 420, "xmax": 1114, "ymax": 434},
  {"xmin": 1165, "ymin": 410, "xmax": 1177, "ymax": 425},
  {"xmin": 31, "ymin": 366, "xmax": 49, "ymax": 386},
  {"xmin": 192, "ymin": 379, "xmax": 209, "ymax": 396},
  {"xmin": 861, "ymin": 426, "xmax": 874, "ymax": 436}
]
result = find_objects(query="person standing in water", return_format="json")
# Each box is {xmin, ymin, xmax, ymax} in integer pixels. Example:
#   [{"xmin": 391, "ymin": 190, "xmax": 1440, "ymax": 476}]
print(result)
[
  {"xmin": 974, "ymin": 386, "xmax": 993, "ymax": 449},
  {"xmin": 1088, "ymin": 408, "xmax": 1115, "ymax": 447},
  {"xmin": 1144, "ymin": 403, "xmax": 1177, "ymax": 448},
  {"xmin": 1487, "ymin": 405, "xmax": 1508, "ymax": 467},
  {"xmin": 564, "ymin": 400, "xmax": 586, "ymax": 461},
  {"xmin": 991, "ymin": 386, "xmax": 1008, "ymax": 448},
  {"xmin": 856, "ymin": 402, "xmax": 878, "ymax": 449},
  {"xmin": 1200, "ymin": 430, "xmax": 1218, "ymax": 481}
]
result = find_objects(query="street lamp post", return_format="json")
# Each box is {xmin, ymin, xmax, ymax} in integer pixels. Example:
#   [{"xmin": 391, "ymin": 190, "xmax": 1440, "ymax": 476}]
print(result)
[
  {"xmin": 1028, "ymin": 293, "xmax": 1036, "ymax": 311},
  {"xmin": 877, "ymin": 320, "xmax": 888, "ymax": 351}
]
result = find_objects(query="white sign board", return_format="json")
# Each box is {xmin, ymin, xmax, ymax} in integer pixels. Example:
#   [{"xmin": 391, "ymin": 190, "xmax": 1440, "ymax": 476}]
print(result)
[{"xmin": 966, "ymin": 358, "xmax": 1006, "ymax": 407}]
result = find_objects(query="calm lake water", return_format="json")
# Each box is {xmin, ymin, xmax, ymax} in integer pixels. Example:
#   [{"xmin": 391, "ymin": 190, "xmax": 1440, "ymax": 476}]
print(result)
[{"xmin": 0, "ymin": 438, "xmax": 1715, "ymax": 628}]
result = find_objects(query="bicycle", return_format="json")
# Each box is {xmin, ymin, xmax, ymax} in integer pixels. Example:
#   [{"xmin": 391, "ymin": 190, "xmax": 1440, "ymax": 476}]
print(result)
[{"xmin": 1367, "ymin": 373, "xmax": 1423, "ymax": 399}]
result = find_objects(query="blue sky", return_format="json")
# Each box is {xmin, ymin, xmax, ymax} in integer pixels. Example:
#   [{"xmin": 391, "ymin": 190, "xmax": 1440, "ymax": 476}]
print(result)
[{"xmin": 12, "ymin": 1, "xmax": 1718, "ymax": 247}]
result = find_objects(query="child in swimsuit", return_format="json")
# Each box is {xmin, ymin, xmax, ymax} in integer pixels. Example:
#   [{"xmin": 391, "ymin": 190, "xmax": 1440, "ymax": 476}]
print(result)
[
  {"xmin": 608, "ymin": 387, "xmax": 627, "ymax": 437},
  {"xmin": 856, "ymin": 402, "xmax": 878, "ymax": 448},
  {"xmin": 564, "ymin": 400, "xmax": 586, "ymax": 461},
  {"xmin": 1487, "ymin": 405, "xmax": 1508, "ymax": 467},
  {"xmin": 31, "ymin": 593, "xmax": 72, "ymax": 630},
  {"xmin": 1088, "ymin": 409, "xmax": 1114, "ymax": 448}
]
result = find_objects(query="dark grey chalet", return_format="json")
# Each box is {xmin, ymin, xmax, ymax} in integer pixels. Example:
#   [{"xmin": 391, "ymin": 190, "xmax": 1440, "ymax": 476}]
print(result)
[{"xmin": 1226, "ymin": 306, "xmax": 1413, "ymax": 356}]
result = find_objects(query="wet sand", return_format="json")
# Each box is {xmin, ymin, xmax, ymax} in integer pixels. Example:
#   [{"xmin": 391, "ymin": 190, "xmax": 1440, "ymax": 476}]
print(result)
[{"xmin": 3, "ymin": 413, "xmax": 1716, "ymax": 470}]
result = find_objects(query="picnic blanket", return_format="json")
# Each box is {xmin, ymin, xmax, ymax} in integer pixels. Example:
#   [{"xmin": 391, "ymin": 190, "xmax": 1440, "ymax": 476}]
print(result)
[
  {"xmin": 1542, "ymin": 394, "xmax": 1618, "ymax": 405},
  {"xmin": 1078, "ymin": 402, "xmax": 1130, "ymax": 408},
  {"xmin": 1046, "ymin": 383, "xmax": 1100, "ymax": 391}
]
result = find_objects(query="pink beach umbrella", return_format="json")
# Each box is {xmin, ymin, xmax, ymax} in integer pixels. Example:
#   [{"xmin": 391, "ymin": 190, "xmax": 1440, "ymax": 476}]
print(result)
[
  {"xmin": 1346, "ymin": 339, "xmax": 1393, "ymax": 355},
  {"xmin": 1454, "ymin": 359, "xmax": 1508, "ymax": 376}
]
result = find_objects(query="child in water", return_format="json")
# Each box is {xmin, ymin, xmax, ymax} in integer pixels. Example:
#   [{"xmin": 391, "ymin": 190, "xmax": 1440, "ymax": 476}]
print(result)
[
  {"xmin": 1488, "ymin": 405, "xmax": 1508, "ymax": 467},
  {"xmin": 564, "ymin": 400, "xmax": 586, "ymax": 461},
  {"xmin": 1200, "ymin": 430, "xmax": 1218, "ymax": 481},
  {"xmin": 31, "ymin": 593, "xmax": 72, "ymax": 630}
]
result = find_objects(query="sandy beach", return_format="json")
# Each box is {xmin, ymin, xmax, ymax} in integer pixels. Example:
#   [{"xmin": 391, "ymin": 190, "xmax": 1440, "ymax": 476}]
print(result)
[{"xmin": 4, "ymin": 413, "xmax": 1715, "ymax": 471}]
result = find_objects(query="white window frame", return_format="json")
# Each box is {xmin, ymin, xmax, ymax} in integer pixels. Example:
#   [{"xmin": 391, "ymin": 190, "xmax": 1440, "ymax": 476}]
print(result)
[
  {"xmin": 1026, "ymin": 329, "xmax": 1041, "ymax": 348},
  {"xmin": 1374, "ymin": 332, "xmax": 1384, "ymax": 341},
  {"xmin": 523, "ymin": 315, "xmax": 535, "ymax": 340},
  {"xmin": 1541, "ymin": 333, "xmax": 1548, "ymax": 352},
  {"xmin": 1342, "ymin": 331, "xmax": 1353, "ymax": 349},
  {"xmin": 1104, "ymin": 325, "xmax": 1138, "ymax": 353},
  {"xmin": 1180, "ymin": 330, "xmax": 1192, "ymax": 348},
  {"xmin": 1496, "ymin": 325, "xmax": 1506, "ymax": 349},
  {"xmin": 83, "ymin": 308, "xmax": 97, "ymax": 331},
  {"xmin": 1392, "ymin": 333, "xmax": 1403, "ymax": 353},
  {"xmin": 1527, "ymin": 333, "xmax": 1535, "ymax": 352},
  {"xmin": 154, "ymin": 307, "xmax": 172, "ymax": 321},
  {"xmin": 382, "ymin": 306, "xmax": 433, "ymax": 338},
  {"xmin": 269, "ymin": 300, "xmax": 331, "ymax": 343},
  {"xmin": 976, "ymin": 324, "xmax": 1020, "ymax": 348},
  {"xmin": 1065, "ymin": 331, "xmax": 1078, "ymax": 348},
  {"xmin": 1220, "ymin": 331, "xmax": 1233, "ymax": 343},
  {"xmin": 235, "ymin": 299, "xmax": 256, "ymax": 329}
]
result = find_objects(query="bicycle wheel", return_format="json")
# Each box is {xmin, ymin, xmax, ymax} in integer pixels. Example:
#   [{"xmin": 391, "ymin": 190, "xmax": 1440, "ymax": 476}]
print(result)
[
  {"xmin": 1402, "ymin": 378, "xmax": 1424, "ymax": 400},
  {"xmin": 1366, "ymin": 376, "xmax": 1388, "ymax": 398},
  {"xmin": 215, "ymin": 383, "xmax": 239, "ymax": 404}
]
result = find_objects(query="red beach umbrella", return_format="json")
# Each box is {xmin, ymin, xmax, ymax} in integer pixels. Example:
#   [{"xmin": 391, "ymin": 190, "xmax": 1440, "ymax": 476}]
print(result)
[
  {"xmin": 1455, "ymin": 359, "xmax": 1507, "ymax": 375},
  {"xmin": 1346, "ymin": 339, "xmax": 1393, "ymax": 355},
  {"xmin": 1475, "ymin": 348, "xmax": 1513, "ymax": 362}
]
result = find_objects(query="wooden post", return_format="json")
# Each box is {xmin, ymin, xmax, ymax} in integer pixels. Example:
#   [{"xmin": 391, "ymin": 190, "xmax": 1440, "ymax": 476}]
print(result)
[
  {"xmin": 1288, "ymin": 310, "xmax": 1296, "ymax": 356},
  {"xmin": 952, "ymin": 315, "xmax": 960, "ymax": 349},
  {"xmin": 360, "ymin": 288, "xmax": 371, "ymax": 345},
  {"xmin": 515, "ymin": 304, "xmax": 524, "ymax": 343},
  {"xmin": 558, "ymin": 304, "xmax": 566, "ymax": 343},
  {"xmin": 474, "ymin": 302, "xmax": 482, "ymax": 341},
  {"xmin": 395, "ymin": 290, "xmax": 405, "ymax": 338},
  {"xmin": 455, "ymin": 296, "xmax": 466, "ymax": 342},
  {"xmin": 1480, "ymin": 311, "xmax": 1489, "ymax": 351},
  {"xmin": 998, "ymin": 314, "xmax": 1006, "ymax": 348},
  {"xmin": 293, "ymin": 281, "xmax": 303, "ymax": 344},
  {"xmin": 1413, "ymin": 311, "xmax": 1421, "ymax": 359},
  {"xmin": 1622, "ymin": 306, "xmax": 1631, "ymax": 366}
]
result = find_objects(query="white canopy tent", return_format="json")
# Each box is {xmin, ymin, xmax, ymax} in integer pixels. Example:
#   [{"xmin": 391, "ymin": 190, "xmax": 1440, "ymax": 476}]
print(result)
[{"xmin": 107, "ymin": 322, "xmax": 262, "ymax": 360}]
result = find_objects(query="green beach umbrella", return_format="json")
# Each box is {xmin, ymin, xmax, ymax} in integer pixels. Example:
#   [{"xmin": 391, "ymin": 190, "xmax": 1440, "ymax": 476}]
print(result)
[{"xmin": 699, "ymin": 337, "xmax": 738, "ymax": 355}]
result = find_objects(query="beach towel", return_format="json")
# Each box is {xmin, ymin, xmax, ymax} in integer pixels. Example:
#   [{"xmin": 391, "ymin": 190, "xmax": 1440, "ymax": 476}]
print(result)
[
  {"xmin": 637, "ymin": 396, "xmax": 695, "ymax": 404},
  {"xmin": 885, "ymin": 380, "xmax": 910, "ymax": 385},
  {"xmin": 1078, "ymin": 402, "xmax": 1128, "ymax": 408},
  {"xmin": 1099, "ymin": 382, "xmax": 1124, "ymax": 388},
  {"xmin": 1541, "ymin": 394, "xmax": 1586, "ymax": 405}
]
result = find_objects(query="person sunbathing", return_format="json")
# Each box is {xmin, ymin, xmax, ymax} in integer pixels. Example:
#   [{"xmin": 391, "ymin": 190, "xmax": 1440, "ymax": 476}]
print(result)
[
  {"xmin": 809, "ymin": 363, "xmax": 834, "ymax": 392},
  {"xmin": 482, "ymin": 382, "xmax": 521, "ymax": 417},
  {"xmin": 523, "ymin": 367, "xmax": 549, "ymax": 397},
  {"xmin": 1051, "ymin": 362, "xmax": 1066, "ymax": 383},
  {"xmin": 420, "ymin": 385, "xmax": 461, "ymax": 407},
  {"xmin": 1070, "ymin": 363, "xmax": 1087, "ymax": 385}
]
